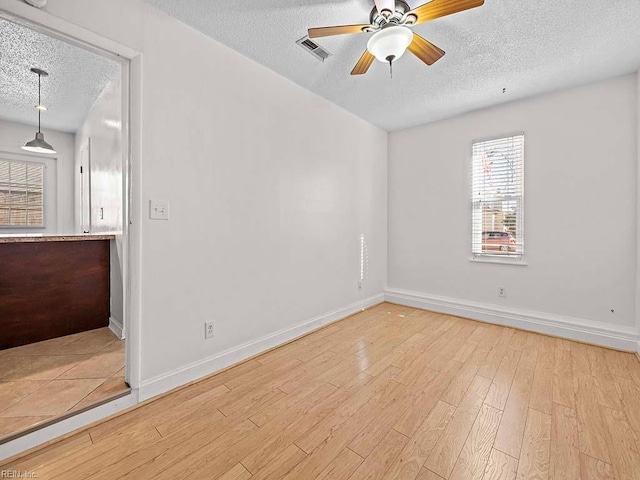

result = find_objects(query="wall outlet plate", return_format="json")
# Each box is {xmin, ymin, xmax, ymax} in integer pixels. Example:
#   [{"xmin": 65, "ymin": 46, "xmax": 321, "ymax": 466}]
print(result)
[
  {"xmin": 497, "ymin": 286, "xmax": 506, "ymax": 298},
  {"xmin": 205, "ymin": 321, "xmax": 215, "ymax": 339},
  {"xmin": 149, "ymin": 199, "xmax": 169, "ymax": 220}
]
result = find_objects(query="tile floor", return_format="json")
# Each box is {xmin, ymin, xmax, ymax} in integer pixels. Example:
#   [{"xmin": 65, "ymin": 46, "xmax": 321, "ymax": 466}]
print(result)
[{"xmin": 0, "ymin": 328, "xmax": 127, "ymax": 441}]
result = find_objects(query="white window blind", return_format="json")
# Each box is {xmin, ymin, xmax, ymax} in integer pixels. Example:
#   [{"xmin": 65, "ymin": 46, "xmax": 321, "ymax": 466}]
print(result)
[
  {"xmin": 471, "ymin": 133, "xmax": 524, "ymax": 260},
  {"xmin": 0, "ymin": 159, "xmax": 45, "ymax": 227}
]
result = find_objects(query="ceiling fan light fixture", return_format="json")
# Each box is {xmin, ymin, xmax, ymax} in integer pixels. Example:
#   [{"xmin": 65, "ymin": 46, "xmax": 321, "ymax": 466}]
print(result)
[{"xmin": 367, "ymin": 26, "xmax": 413, "ymax": 63}]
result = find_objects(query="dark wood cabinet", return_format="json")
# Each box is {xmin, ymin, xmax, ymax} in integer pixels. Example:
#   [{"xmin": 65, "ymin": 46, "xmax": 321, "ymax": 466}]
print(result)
[{"xmin": 0, "ymin": 239, "xmax": 110, "ymax": 349}]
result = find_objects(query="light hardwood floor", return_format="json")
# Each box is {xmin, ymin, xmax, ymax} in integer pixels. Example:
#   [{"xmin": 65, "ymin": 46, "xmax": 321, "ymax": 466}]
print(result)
[{"xmin": 3, "ymin": 303, "xmax": 640, "ymax": 479}]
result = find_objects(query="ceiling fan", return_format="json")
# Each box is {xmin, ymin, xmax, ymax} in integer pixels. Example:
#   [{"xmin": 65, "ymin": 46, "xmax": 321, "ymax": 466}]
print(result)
[{"xmin": 307, "ymin": 0, "xmax": 484, "ymax": 76}]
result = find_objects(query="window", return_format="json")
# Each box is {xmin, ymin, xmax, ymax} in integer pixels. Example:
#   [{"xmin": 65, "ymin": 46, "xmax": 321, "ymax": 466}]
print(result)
[
  {"xmin": 471, "ymin": 133, "xmax": 524, "ymax": 261},
  {"xmin": 0, "ymin": 159, "xmax": 45, "ymax": 227}
]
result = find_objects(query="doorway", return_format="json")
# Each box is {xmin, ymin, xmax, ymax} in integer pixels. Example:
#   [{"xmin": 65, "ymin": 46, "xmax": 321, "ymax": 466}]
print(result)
[{"xmin": 0, "ymin": 7, "xmax": 136, "ymax": 446}]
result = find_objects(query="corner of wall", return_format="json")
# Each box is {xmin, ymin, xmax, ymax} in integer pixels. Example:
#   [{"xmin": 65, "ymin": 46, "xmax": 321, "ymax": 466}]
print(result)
[
  {"xmin": 109, "ymin": 316, "xmax": 124, "ymax": 339},
  {"xmin": 636, "ymin": 69, "xmax": 640, "ymax": 355},
  {"xmin": 385, "ymin": 129, "xmax": 391, "ymax": 292}
]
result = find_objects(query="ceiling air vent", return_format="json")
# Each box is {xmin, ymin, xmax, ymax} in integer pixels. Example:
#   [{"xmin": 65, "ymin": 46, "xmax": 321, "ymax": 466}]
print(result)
[{"xmin": 296, "ymin": 36, "xmax": 332, "ymax": 62}]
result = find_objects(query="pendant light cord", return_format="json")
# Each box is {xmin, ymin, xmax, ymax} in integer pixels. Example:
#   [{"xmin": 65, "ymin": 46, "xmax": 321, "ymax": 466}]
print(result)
[{"xmin": 37, "ymin": 72, "xmax": 41, "ymax": 133}]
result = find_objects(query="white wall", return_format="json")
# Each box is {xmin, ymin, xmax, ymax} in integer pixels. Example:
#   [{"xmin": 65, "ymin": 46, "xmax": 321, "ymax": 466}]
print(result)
[
  {"xmin": 41, "ymin": 0, "xmax": 144, "ymax": 52},
  {"xmin": 74, "ymin": 77, "xmax": 123, "ymax": 234},
  {"xmin": 0, "ymin": 119, "xmax": 75, "ymax": 234},
  {"xmin": 23, "ymin": 0, "xmax": 388, "ymax": 386},
  {"xmin": 139, "ymin": 7, "xmax": 387, "ymax": 382},
  {"xmin": 389, "ymin": 74, "xmax": 638, "ymax": 333}
]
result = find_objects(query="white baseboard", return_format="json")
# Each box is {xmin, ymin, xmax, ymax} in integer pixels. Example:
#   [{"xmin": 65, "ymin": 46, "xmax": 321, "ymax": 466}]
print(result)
[
  {"xmin": 138, "ymin": 293, "xmax": 385, "ymax": 401},
  {"xmin": 109, "ymin": 317, "xmax": 124, "ymax": 340},
  {"xmin": 385, "ymin": 287, "xmax": 639, "ymax": 351},
  {"xmin": 0, "ymin": 391, "xmax": 138, "ymax": 462}
]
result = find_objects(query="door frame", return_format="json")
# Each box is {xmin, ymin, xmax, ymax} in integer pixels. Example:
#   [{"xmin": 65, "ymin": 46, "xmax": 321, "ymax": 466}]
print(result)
[
  {"xmin": 0, "ymin": 0, "xmax": 143, "ymax": 459},
  {"xmin": 79, "ymin": 138, "xmax": 91, "ymax": 234}
]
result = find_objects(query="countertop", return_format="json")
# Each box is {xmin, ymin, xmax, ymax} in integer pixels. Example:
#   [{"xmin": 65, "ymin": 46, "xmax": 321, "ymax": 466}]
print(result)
[{"xmin": 0, "ymin": 234, "xmax": 117, "ymax": 244}]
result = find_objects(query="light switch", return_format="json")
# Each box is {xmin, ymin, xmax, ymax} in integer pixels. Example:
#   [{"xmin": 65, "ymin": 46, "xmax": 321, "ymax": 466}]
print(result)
[{"xmin": 149, "ymin": 199, "xmax": 169, "ymax": 220}]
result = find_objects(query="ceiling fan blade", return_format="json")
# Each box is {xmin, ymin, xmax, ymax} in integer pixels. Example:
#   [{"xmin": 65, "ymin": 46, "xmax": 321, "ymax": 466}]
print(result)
[
  {"xmin": 408, "ymin": 33, "xmax": 445, "ymax": 65},
  {"xmin": 308, "ymin": 24, "xmax": 372, "ymax": 38},
  {"xmin": 374, "ymin": 0, "xmax": 395, "ymax": 15},
  {"xmin": 409, "ymin": 0, "xmax": 484, "ymax": 25},
  {"xmin": 351, "ymin": 50, "xmax": 375, "ymax": 75}
]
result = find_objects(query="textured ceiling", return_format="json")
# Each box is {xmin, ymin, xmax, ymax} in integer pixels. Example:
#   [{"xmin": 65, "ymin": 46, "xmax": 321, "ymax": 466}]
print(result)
[
  {"xmin": 147, "ymin": 0, "xmax": 640, "ymax": 131},
  {"xmin": 0, "ymin": 18, "xmax": 121, "ymax": 134}
]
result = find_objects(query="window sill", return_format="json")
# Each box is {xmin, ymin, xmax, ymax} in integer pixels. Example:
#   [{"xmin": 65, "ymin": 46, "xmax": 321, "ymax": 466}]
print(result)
[
  {"xmin": 0, "ymin": 226, "xmax": 46, "ymax": 229},
  {"xmin": 470, "ymin": 256, "xmax": 528, "ymax": 266}
]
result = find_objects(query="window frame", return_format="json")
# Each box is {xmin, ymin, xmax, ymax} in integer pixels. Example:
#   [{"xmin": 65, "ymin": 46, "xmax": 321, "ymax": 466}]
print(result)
[
  {"xmin": 0, "ymin": 156, "xmax": 47, "ymax": 229},
  {"xmin": 469, "ymin": 132, "xmax": 526, "ymax": 266}
]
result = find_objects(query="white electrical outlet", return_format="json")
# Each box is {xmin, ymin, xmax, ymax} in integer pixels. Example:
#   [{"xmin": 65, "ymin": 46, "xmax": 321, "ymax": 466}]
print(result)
[
  {"xmin": 205, "ymin": 321, "xmax": 215, "ymax": 339},
  {"xmin": 149, "ymin": 199, "xmax": 169, "ymax": 220},
  {"xmin": 497, "ymin": 286, "xmax": 506, "ymax": 298}
]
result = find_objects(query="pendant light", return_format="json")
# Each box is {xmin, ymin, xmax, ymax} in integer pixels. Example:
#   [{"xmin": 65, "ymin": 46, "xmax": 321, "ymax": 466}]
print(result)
[{"xmin": 22, "ymin": 68, "xmax": 56, "ymax": 154}]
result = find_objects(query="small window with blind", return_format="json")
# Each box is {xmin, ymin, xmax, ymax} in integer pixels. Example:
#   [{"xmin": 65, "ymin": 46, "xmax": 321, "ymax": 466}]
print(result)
[
  {"xmin": 471, "ymin": 133, "xmax": 524, "ymax": 262},
  {"xmin": 0, "ymin": 159, "xmax": 45, "ymax": 227}
]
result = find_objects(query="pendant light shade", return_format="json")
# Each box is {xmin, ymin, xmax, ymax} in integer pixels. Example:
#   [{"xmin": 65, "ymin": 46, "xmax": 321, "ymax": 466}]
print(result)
[
  {"xmin": 367, "ymin": 26, "xmax": 413, "ymax": 63},
  {"xmin": 22, "ymin": 68, "xmax": 56, "ymax": 155},
  {"xmin": 23, "ymin": 132, "xmax": 56, "ymax": 154}
]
